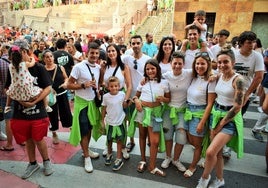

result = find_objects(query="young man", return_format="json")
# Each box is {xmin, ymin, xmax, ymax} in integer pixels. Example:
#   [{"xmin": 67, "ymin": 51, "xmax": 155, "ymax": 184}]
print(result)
[
  {"xmin": 141, "ymin": 33, "xmax": 158, "ymax": 58},
  {"xmin": 122, "ymin": 35, "xmax": 151, "ymax": 153},
  {"xmin": 68, "ymin": 42, "xmax": 101, "ymax": 173}
]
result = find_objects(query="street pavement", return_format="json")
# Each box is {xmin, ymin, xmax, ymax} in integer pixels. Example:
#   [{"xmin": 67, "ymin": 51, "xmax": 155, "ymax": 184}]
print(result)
[{"xmin": 0, "ymin": 102, "xmax": 267, "ymax": 188}]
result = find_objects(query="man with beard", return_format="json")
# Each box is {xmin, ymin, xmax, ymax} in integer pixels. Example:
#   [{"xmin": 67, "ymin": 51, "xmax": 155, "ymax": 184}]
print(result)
[{"xmin": 142, "ymin": 33, "xmax": 158, "ymax": 58}]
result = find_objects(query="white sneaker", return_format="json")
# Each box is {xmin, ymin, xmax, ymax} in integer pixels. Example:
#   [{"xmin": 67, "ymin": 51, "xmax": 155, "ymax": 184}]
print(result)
[
  {"xmin": 161, "ymin": 156, "xmax": 172, "ymax": 168},
  {"xmin": 0, "ymin": 132, "xmax": 7, "ymax": 141},
  {"xmin": 257, "ymin": 106, "xmax": 263, "ymax": 113},
  {"xmin": 196, "ymin": 174, "xmax": 211, "ymax": 188},
  {"xmin": 102, "ymin": 147, "xmax": 108, "ymax": 157},
  {"xmin": 88, "ymin": 149, "xmax": 99, "ymax": 159},
  {"xmin": 84, "ymin": 157, "xmax": 93, "ymax": 173},
  {"xmin": 172, "ymin": 159, "xmax": 186, "ymax": 172},
  {"xmin": 208, "ymin": 178, "xmax": 225, "ymax": 188},
  {"xmin": 122, "ymin": 148, "xmax": 130, "ymax": 160}
]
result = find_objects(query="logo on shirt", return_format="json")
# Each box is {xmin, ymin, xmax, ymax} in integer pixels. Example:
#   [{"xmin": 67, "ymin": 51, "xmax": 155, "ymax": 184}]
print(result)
[{"xmin": 234, "ymin": 63, "xmax": 250, "ymax": 76}]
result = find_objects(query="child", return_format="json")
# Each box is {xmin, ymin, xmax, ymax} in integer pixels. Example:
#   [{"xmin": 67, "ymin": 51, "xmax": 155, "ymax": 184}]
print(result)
[
  {"xmin": 101, "ymin": 76, "xmax": 130, "ymax": 171},
  {"xmin": 130, "ymin": 59, "xmax": 170, "ymax": 176},
  {"xmin": 6, "ymin": 45, "xmax": 52, "ymax": 112},
  {"xmin": 183, "ymin": 10, "xmax": 207, "ymax": 52}
]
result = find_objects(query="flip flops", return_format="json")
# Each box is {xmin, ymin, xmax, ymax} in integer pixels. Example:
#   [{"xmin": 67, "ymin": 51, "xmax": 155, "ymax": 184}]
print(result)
[
  {"xmin": 137, "ymin": 161, "xmax": 146, "ymax": 173},
  {"xmin": 184, "ymin": 168, "xmax": 196, "ymax": 178},
  {"xmin": 0, "ymin": 146, "xmax": 14, "ymax": 151},
  {"xmin": 126, "ymin": 142, "xmax": 135, "ymax": 152},
  {"xmin": 150, "ymin": 167, "xmax": 166, "ymax": 177}
]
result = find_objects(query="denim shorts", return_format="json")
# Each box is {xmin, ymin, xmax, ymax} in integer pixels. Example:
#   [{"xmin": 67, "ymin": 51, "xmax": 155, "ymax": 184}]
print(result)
[
  {"xmin": 163, "ymin": 109, "xmax": 186, "ymax": 142},
  {"xmin": 184, "ymin": 104, "xmax": 207, "ymax": 137},
  {"xmin": 210, "ymin": 106, "xmax": 237, "ymax": 136},
  {"xmin": 0, "ymin": 97, "xmax": 14, "ymax": 120}
]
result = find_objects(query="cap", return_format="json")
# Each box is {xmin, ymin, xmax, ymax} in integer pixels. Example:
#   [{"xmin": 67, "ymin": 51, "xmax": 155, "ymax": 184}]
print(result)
[
  {"xmin": 13, "ymin": 39, "xmax": 29, "ymax": 50},
  {"xmin": 217, "ymin": 29, "xmax": 230, "ymax": 37},
  {"xmin": 264, "ymin": 50, "xmax": 268, "ymax": 57}
]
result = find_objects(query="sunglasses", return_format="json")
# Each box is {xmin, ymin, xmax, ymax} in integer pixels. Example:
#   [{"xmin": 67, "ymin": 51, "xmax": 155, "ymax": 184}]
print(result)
[
  {"xmin": 133, "ymin": 59, "xmax": 138, "ymax": 70},
  {"xmin": 195, "ymin": 52, "xmax": 211, "ymax": 61},
  {"xmin": 131, "ymin": 42, "xmax": 141, "ymax": 46}
]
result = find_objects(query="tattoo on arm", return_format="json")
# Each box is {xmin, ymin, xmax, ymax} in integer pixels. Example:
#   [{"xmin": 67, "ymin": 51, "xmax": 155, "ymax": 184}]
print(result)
[
  {"xmin": 225, "ymin": 108, "xmax": 236, "ymax": 121},
  {"xmin": 234, "ymin": 77, "xmax": 245, "ymax": 105}
]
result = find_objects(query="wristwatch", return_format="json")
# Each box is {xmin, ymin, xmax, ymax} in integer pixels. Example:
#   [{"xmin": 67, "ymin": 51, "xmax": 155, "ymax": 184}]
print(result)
[{"xmin": 81, "ymin": 83, "xmax": 86, "ymax": 89}]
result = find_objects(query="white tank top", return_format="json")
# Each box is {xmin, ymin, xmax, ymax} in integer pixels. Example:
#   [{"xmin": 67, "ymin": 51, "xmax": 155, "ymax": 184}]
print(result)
[
  {"xmin": 215, "ymin": 73, "xmax": 239, "ymax": 106},
  {"xmin": 103, "ymin": 66, "xmax": 125, "ymax": 89}
]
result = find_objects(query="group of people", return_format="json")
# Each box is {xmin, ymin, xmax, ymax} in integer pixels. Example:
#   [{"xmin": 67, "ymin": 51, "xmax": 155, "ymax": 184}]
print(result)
[{"xmin": 0, "ymin": 10, "xmax": 268, "ymax": 187}]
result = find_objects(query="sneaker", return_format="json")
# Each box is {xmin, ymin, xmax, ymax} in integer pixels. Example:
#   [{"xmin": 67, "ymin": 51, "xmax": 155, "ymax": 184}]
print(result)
[
  {"xmin": 196, "ymin": 174, "xmax": 211, "ymax": 188},
  {"xmin": 46, "ymin": 106, "xmax": 53, "ymax": 112},
  {"xmin": 222, "ymin": 146, "xmax": 232, "ymax": 158},
  {"xmin": 89, "ymin": 149, "xmax": 100, "ymax": 159},
  {"xmin": 84, "ymin": 157, "xmax": 93, "ymax": 173},
  {"xmin": 252, "ymin": 130, "xmax": 264, "ymax": 142},
  {"xmin": 43, "ymin": 160, "xmax": 54, "ymax": 176},
  {"xmin": 161, "ymin": 156, "xmax": 172, "ymax": 168},
  {"xmin": 0, "ymin": 132, "xmax": 7, "ymax": 141},
  {"xmin": 208, "ymin": 178, "xmax": 225, "ymax": 188},
  {"xmin": 112, "ymin": 158, "xmax": 124, "ymax": 171},
  {"xmin": 105, "ymin": 154, "xmax": 113, "ymax": 165},
  {"xmin": 257, "ymin": 106, "xmax": 263, "ymax": 113},
  {"xmin": 172, "ymin": 160, "xmax": 186, "ymax": 172},
  {"xmin": 122, "ymin": 148, "xmax": 130, "ymax": 160},
  {"xmin": 21, "ymin": 163, "xmax": 40, "ymax": 179},
  {"xmin": 102, "ymin": 147, "xmax": 108, "ymax": 157}
]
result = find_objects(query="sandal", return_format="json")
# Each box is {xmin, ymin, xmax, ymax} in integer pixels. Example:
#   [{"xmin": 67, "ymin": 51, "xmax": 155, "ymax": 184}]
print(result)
[
  {"xmin": 183, "ymin": 168, "xmax": 196, "ymax": 178},
  {"xmin": 137, "ymin": 161, "xmax": 146, "ymax": 173},
  {"xmin": 126, "ymin": 142, "xmax": 135, "ymax": 152},
  {"xmin": 150, "ymin": 167, "xmax": 166, "ymax": 177}
]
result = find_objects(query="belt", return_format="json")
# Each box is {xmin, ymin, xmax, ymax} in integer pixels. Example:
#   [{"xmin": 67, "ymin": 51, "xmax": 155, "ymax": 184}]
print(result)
[{"xmin": 215, "ymin": 102, "xmax": 232, "ymax": 111}]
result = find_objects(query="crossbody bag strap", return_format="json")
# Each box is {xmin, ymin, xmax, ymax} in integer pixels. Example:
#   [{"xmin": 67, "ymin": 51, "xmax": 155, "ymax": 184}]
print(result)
[
  {"xmin": 52, "ymin": 65, "xmax": 58, "ymax": 82},
  {"xmin": 112, "ymin": 65, "xmax": 120, "ymax": 77}
]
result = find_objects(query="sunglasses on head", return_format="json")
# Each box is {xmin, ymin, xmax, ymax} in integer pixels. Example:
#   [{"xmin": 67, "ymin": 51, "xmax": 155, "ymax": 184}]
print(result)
[
  {"xmin": 133, "ymin": 59, "xmax": 138, "ymax": 70},
  {"xmin": 195, "ymin": 52, "xmax": 211, "ymax": 61}
]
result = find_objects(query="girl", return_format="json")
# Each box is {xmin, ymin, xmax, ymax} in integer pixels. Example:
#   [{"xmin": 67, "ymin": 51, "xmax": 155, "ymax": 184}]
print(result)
[
  {"xmin": 131, "ymin": 59, "xmax": 170, "ymax": 176},
  {"xmin": 6, "ymin": 45, "xmax": 52, "ymax": 112},
  {"xmin": 196, "ymin": 47, "xmax": 245, "ymax": 188}
]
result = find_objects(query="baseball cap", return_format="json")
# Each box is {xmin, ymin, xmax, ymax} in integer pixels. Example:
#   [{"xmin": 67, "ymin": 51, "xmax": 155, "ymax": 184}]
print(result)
[
  {"xmin": 13, "ymin": 39, "xmax": 29, "ymax": 50},
  {"xmin": 217, "ymin": 29, "xmax": 230, "ymax": 37},
  {"xmin": 264, "ymin": 50, "xmax": 268, "ymax": 57}
]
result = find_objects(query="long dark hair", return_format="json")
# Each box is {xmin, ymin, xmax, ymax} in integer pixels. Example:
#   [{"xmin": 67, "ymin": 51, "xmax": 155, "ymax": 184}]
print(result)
[
  {"xmin": 144, "ymin": 59, "xmax": 162, "ymax": 83},
  {"xmin": 156, "ymin": 36, "xmax": 175, "ymax": 63},
  {"xmin": 106, "ymin": 43, "xmax": 125, "ymax": 70},
  {"xmin": 10, "ymin": 46, "xmax": 22, "ymax": 73}
]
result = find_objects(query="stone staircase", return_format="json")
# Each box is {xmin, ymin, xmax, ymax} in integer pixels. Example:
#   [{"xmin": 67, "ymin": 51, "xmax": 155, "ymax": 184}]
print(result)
[{"xmin": 136, "ymin": 11, "xmax": 174, "ymax": 43}]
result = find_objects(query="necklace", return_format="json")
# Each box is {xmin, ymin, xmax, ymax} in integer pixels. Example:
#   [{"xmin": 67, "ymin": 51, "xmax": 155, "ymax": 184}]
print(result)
[{"xmin": 222, "ymin": 72, "xmax": 235, "ymax": 81}]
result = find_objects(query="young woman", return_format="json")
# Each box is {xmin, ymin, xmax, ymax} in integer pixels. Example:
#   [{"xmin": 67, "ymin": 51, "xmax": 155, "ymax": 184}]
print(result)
[
  {"xmin": 160, "ymin": 51, "xmax": 192, "ymax": 173},
  {"xmin": 184, "ymin": 52, "xmax": 216, "ymax": 178},
  {"xmin": 155, "ymin": 36, "xmax": 175, "ymax": 74},
  {"xmin": 196, "ymin": 47, "xmax": 245, "ymax": 188},
  {"xmin": 131, "ymin": 59, "xmax": 170, "ymax": 176}
]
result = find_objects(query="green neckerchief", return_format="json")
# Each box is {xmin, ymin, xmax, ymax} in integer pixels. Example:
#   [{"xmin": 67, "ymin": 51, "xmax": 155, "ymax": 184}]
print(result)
[
  {"xmin": 69, "ymin": 96, "xmax": 101, "ymax": 146},
  {"xmin": 202, "ymin": 106, "xmax": 244, "ymax": 159}
]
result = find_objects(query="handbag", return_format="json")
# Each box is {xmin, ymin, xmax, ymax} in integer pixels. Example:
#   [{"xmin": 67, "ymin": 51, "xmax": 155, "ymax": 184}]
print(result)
[
  {"xmin": 85, "ymin": 63, "xmax": 102, "ymax": 107},
  {"xmin": 149, "ymin": 81, "xmax": 163, "ymax": 132},
  {"xmin": 48, "ymin": 65, "xmax": 58, "ymax": 106}
]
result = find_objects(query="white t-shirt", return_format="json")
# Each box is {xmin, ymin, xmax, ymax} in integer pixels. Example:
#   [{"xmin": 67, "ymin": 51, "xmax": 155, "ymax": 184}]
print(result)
[
  {"xmin": 123, "ymin": 54, "xmax": 151, "ymax": 97},
  {"xmin": 73, "ymin": 51, "xmax": 83, "ymax": 65},
  {"xmin": 159, "ymin": 62, "xmax": 172, "ymax": 74},
  {"xmin": 200, "ymin": 23, "xmax": 207, "ymax": 41},
  {"xmin": 70, "ymin": 60, "xmax": 100, "ymax": 101},
  {"xmin": 103, "ymin": 66, "xmax": 125, "ymax": 89},
  {"xmin": 234, "ymin": 50, "xmax": 264, "ymax": 89},
  {"xmin": 137, "ymin": 79, "xmax": 169, "ymax": 102},
  {"xmin": 187, "ymin": 76, "xmax": 216, "ymax": 105},
  {"xmin": 162, "ymin": 69, "xmax": 192, "ymax": 108},
  {"xmin": 102, "ymin": 91, "xmax": 126, "ymax": 126},
  {"xmin": 210, "ymin": 44, "xmax": 236, "ymax": 62}
]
